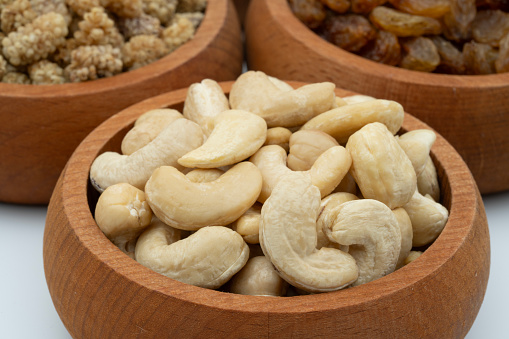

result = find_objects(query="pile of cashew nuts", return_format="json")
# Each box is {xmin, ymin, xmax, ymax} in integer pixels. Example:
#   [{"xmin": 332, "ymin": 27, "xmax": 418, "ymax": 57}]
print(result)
[{"xmin": 90, "ymin": 71, "xmax": 449, "ymax": 296}]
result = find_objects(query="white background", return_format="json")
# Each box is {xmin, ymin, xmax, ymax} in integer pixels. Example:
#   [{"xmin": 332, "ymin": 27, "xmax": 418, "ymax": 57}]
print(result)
[{"xmin": 0, "ymin": 190, "xmax": 508, "ymax": 338}]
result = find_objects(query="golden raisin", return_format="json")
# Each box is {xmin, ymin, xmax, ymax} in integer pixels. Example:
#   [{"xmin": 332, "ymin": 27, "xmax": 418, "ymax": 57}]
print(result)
[
  {"xmin": 389, "ymin": 0, "xmax": 451, "ymax": 18},
  {"xmin": 399, "ymin": 37, "xmax": 440, "ymax": 72},
  {"xmin": 369, "ymin": 6, "xmax": 442, "ymax": 37},
  {"xmin": 359, "ymin": 30, "xmax": 401, "ymax": 66},
  {"xmin": 463, "ymin": 40, "xmax": 499, "ymax": 74},
  {"xmin": 323, "ymin": 14, "xmax": 376, "ymax": 52},
  {"xmin": 289, "ymin": 0, "xmax": 326, "ymax": 29},
  {"xmin": 472, "ymin": 9, "xmax": 509, "ymax": 46}
]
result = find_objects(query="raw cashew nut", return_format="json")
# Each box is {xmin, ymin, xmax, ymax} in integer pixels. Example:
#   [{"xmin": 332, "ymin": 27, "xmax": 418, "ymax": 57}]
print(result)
[
  {"xmin": 121, "ymin": 109, "xmax": 183, "ymax": 155},
  {"xmin": 264, "ymin": 127, "xmax": 292, "ymax": 152},
  {"xmin": 185, "ymin": 168, "xmax": 224, "ymax": 183},
  {"xmin": 267, "ymin": 75, "xmax": 294, "ymax": 92},
  {"xmin": 392, "ymin": 207, "xmax": 413, "ymax": 269},
  {"xmin": 346, "ymin": 122, "xmax": 417, "ymax": 209},
  {"xmin": 183, "ymin": 79, "xmax": 230, "ymax": 136},
  {"xmin": 343, "ymin": 94, "xmax": 376, "ymax": 105},
  {"xmin": 178, "ymin": 110, "xmax": 267, "ymax": 168},
  {"xmin": 94, "ymin": 183, "xmax": 152, "ymax": 258},
  {"xmin": 317, "ymin": 192, "xmax": 358, "ymax": 250},
  {"xmin": 229, "ymin": 71, "xmax": 336, "ymax": 128},
  {"xmin": 90, "ymin": 118, "xmax": 204, "ymax": 192},
  {"xmin": 301, "ymin": 99, "xmax": 405, "ymax": 144},
  {"xmin": 417, "ymin": 156, "xmax": 440, "ymax": 202},
  {"xmin": 319, "ymin": 199, "xmax": 402, "ymax": 286},
  {"xmin": 404, "ymin": 251, "xmax": 423, "ymax": 266},
  {"xmin": 397, "ymin": 129, "xmax": 436, "ymax": 177},
  {"xmin": 250, "ymin": 145, "xmax": 351, "ymax": 203},
  {"xmin": 135, "ymin": 223, "xmax": 249, "ymax": 289},
  {"xmin": 287, "ymin": 130, "xmax": 339, "ymax": 171},
  {"xmin": 229, "ymin": 256, "xmax": 288, "ymax": 296},
  {"xmin": 231, "ymin": 203, "xmax": 262, "ymax": 244},
  {"xmin": 260, "ymin": 173, "xmax": 358, "ymax": 293},
  {"xmin": 403, "ymin": 189, "xmax": 449, "ymax": 247},
  {"xmin": 145, "ymin": 162, "xmax": 263, "ymax": 231}
]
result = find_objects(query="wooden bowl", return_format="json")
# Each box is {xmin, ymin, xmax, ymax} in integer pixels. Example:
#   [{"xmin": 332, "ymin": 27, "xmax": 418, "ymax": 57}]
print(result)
[
  {"xmin": 244, "ymin": 0, "xmax": 509, "ymax": 195},
  {"xmin": 43, "ymin": 81, "xmax": 490, "ymax": 338},
  {"xmin": 0, "ymin": 0, "xmax": 242, "ymax": 205}
]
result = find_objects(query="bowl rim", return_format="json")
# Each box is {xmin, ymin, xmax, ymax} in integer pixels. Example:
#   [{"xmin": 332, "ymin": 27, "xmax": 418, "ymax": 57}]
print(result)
[
  {"xmin": 54, "ymin": 81, "xmax": 482, "ymax": 314},
  {"xmin": 263, "ymin": 0, "xmax": 509, "ymax": 89},
  {"xmin": 0, "ymin": 0, "xmax": 228, "ymax": 97}
]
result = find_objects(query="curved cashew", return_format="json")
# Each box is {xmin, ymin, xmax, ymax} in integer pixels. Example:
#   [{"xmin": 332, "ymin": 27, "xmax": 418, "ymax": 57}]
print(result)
[
  {"xmin": 319, "ymin": 199, "xmax": 401, "ymax": 286},
  {"xmin": 145, "ymin": 162, "xmax": 262, "ymax": 231},
  {"xmin": 90, "ymin": 118, "xmax": 204, "ymax": 192},
  {"xmin": 94, "ymin": 183, "xmax": 153, "ymax": 258},
  {"xmin": 121, "ymin": 108, "xmax": 183, "ymax": 155},
  {"xmin": 301, "ymin": 99, "xmax": 405, "ymax": 144},
  {"xmin": 229, "ymin": 256, "xmax": 288, "ymax": 296},
  {"xmin": 346, "ymin": 122, "xmax": 416, "ymax": 209},
  {"xmin": 287, "ymin": 130, "xmax": 339, "ymax": 171},
  {"xmin": 135, "ymin": 223, "xmax": 249, "ymax": 289},
  {"xmin": 343, "ymin": 94, "xmax": 376, "ymax": 105},
  {"xmin": 260, "ymin": 173, "xmax": 358, "ymax": 293},
  {"xmin": 317, "ymin": 192, "xmax": 358, "ymax": 250},
  {"xmin": 397, "ymin": 129, "xmax": 436, "ymax": 177},
  {"xmin": 250, "ymin": 144, "xmax": 351, "ymax": 203},
  {"xmin": 264, "ymin": 127, "xmax": 292, "ymax": 152},
  {"xmin": 229, "ymin": 71, "xmax": 336, "ymax": 128},
  {"xmin": 183, "ymin": 79, "xmax": 230, "ymax": 136},
  {"xmin": 392, "ymin": 207, "xmax": 413, "ymax": 269},
  {"xmin": 403, "ymin": 189, "xmax": 449, "ymax": 247},
  {"xmin": 185, "ymin": 168, "xmax": 224, "ymax": 183},
  {"xmin": 417, "ymin": 156, "xmax": 440, "ymax": 202},
  {"xmin": 231, "ymin": 203, "xmax": 262, "ymax": 244},
  {"xmin": 404, "ymin": 251, "xmax": 423, "ymax": 266},
  {"xmin": 267, "ymin": 75, "xmax": 294, "ymax": 92},
  {"xmin": 178, "ymin": 110, "xmax": 267, "ymax": 168}
]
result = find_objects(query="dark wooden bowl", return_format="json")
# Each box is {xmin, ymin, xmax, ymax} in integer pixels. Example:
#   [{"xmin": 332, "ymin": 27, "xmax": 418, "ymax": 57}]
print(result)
[
  {"xmin": 0, "ymin": 0, "xmax": 242, "ymax": 205},
  {"xmin": 43, "ymin": 81, "xmax": 490, "ymax": 338},
  {"xmin": 244, "ymin": 0, "xmax": 509, "ymax": 195}
]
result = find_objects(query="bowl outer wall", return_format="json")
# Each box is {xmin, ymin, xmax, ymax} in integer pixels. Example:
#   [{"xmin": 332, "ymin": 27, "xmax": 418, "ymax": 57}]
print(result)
[
  {"xmin": 245, "ymin": 0, "xmax": 509, "ymax": 195},
  {"xmin": 43, "ymin": 82, "xmax": 490, "ymax": 338},
  {"xmin": 0, "ymin": 0, "xmax": 242, "ymax": 205}
]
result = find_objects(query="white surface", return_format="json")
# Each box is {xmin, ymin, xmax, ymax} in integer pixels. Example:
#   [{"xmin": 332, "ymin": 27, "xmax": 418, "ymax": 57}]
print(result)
[{"xmin": 0, "ymin": 191, "xmax": 507, "ymax": 338}]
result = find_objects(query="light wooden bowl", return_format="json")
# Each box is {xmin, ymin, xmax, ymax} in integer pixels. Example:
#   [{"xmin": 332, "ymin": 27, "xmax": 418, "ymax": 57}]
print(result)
[
  {"xmin": 43, "ymin": 81, "xmax": 490, "ymax": 338},
  {"xmin": 0, "ymin": 0, "xmax": 242, "ymax": 205},
  {"xmin": 244, "ymin": 0, "xmax": 509, "ymax": 195}
]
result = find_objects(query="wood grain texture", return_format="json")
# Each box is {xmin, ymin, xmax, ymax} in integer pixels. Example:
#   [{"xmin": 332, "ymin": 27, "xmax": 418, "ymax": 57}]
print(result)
[
  {"xmin": 233, "ymin": 0, "xmax": 250, "ymax": 25},
  {"xmin": 0, "ymin": 0, "xmax": 242, "ymax": 205},
  {"xmin": 44, "ymin": 81, "xmax": 490, "ymax": 339},
  {"xmin": 244, "ymin": 0, "xmax": 509, "ymax": 195}
]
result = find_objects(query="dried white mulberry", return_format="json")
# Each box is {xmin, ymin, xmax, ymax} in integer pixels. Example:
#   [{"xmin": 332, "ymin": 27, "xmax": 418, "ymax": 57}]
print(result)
[
  {"xmin": 28, "ymin": 60, "xmax": 65, "ymax": 84},
  {"xmin": 142, "ymin": 0, "xmax": 177, "ymax": 25},
  {"xmin": 0, "ymin": 54, "xmax": 7, "ymax": 78},
  {"xmin": 104, "ymin": 0, "xmax": 143, "ymax": 18},
  {"xmin": 65, "ymin": 0, "xmax": 101, "ymax": 16},
  {"xmin": 2, "ymin": 71, "xmax": 30, "ymax": 83},
  {"xmin": 122, "ymin": 34, "xmax": 167, "ymax": 70},
  {"xmin": 177, "ymin": 0, "xmax": 206, "ymax": 13},
  {"xmin": 1, "ymin": 0, "xmax": 37, "ymax": 34},
  {"xmin": 162, "ymin": 15, "xmax": 196, "ymax": 52},
  {"xmin": 31, "ymin": 0, "xmax": 72, "ymax": 24},
  {"xmin": 65, "ymin": 44, "xmax": 122, "ymax": 82},
  {"xmin": 2, "ymin": 12, "xmax": 68, "ymax": 66},
  {"xmin": 118, "ymin": 12, "xmax": 161, "ymax": 39},
  {"xmin": 74, "ymin": 7, "xmax": 124, "ymax": 47}
]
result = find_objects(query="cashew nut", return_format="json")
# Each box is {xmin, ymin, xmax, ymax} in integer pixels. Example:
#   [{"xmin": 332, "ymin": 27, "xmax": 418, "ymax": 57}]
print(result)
[
  {"xmin": 135, "ymin": 223, "xmax": 249, "ymax": 289},
  {"xmin": 90, "ymin": 118, "xmax": 204, "ymax": 192},
  {"xmin": 185, "ymin": 168, "xmax": 224, "ymax": 183},
  {"xmin": 250, "ymin": 144, "xmax": 351, "ymax": 203},
  {"xmin": 178, "ymin": 110, "xmax": 267, "ymax": 168},
  {"xmin": 301, "ymin": 99, "xmax": 405, "ymax": 144},
  {"xmin": 231, "ymin": 203, "xmax": 262, "ymax": 244},
  {"xmin": 260, "ymin": 173, "xmax": 359, "ymax": 293},
  {"xmin": 94, "ymin": 183, "xmax": 153, "ymax": 258},
  {"xmin": 183, "ymin": 79, "xmax": 230, "ymax": 136},
  {"xmin": 287, "ymin": 130, "xmax": 339, "ymax": 171},
  {"xmin": 121, "ymin": 108, "xmax": 183, "ymax": 155},
  {"xmin": 417, "ymin": 156, "xmax": 440, "ymax": 202},
  {"xmin": 343, "ymin": 94, "xmax": 376, "ymax": 105},
  {"xmin": 267, "ymin": 75, "xmax": 294, "ymax": 92},
  {"xmin": 403, "ymin": 189, "xmax": 449, "ymax": 247},
  {"xmin": 264, "ymin": 127, "xmax": 292, "ymax": 152},
  {"xmin": 145, "ymin": 162, "xmax": 262, "ymax": 231},
  {"xmin": 320, "ymin": 199, "xmax": 401, "ymax": 286},
  {"xmin": 392, "ymin": 207, "xmax": 413, "ymax": 269},
  {"xmin": 229, "ymin": 256, "xmax": 288, "ymax": 296},
  {"xmin": 346, "ymin": 122, "xmax": 417, "ymax": 209},
  {"xmin": 229, "ymin": 71, "xmax": 336, "ymax": 128},
  {"xmin": 318, "ymin": 192, "xmax": 358, "ymax": 250},
  {"xmin": 404, "ymin": 251, "xmax": 423, "ymax": 266},
  {"xmin": 397, "ymin": 129, "xmax": 436, "ymax": 177}
]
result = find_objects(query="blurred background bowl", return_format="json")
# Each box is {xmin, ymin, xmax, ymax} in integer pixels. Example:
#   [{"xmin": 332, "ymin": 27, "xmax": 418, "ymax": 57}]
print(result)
[
  {"xmin": 0, "ymin": 0, "xmax": 242, "ymax": 205},
  {"xmin": 244, "ymin": 0, "xmax": 509, "ymax": 195},
  {"xmin": 44, "ymin": 81, "xmax": 489, "ymax": 338}
]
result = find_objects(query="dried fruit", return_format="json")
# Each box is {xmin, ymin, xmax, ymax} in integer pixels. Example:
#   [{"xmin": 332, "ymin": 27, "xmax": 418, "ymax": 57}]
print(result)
[
  {"xmin": 495, "ymin": 33, "xmax": 509, "ymax": 72},
  {"xmin": 389, "ymin": 0, "xmax": 451, "ymax": 18},
  {"xmin": 463, "ymin": 40, "xmax": 499, "ymax": 74},
  {"xmin": 289, "ymin": 0, "xmax": 326, "ymax": 29},
  {"xmin": 370, "ymin": 6, "xmax": 442, "ymax": 37},
  {"xmin": 351, "ymin": 0, "xmax": 387, "ymax": 14},
  {"xmin": 359, "ymin": 30, "xmax": 401, "ymax": 66},
  {"xmin": 430, "ymin": 35, "xmax": 466, "ymax": 74},
  {"xmin": 472, "ymin": 9, "xmax": 509, "ymax": 46},
  {"xmin": 319, "ymin": 0, "xmax": 350, "ymax": 13},
  {"xmin": 399, "ymin": 37, "xmax": 440, "ymax": 72},
  {"xmin": 443, "ymin": 0, "xmax": 477, "ymax": 42},
  {"xmin": 323, "ymin": 14, "xmax": 376, "ymax": 52}
]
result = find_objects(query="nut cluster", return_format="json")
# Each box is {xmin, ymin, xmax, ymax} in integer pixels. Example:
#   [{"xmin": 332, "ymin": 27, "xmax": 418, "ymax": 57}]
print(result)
[
  {"xmin": 0, "ymin": 0, "xmax": 205, "ymax": 84},
  {"xmin": 90, "ymin": 71, "xmax": 449, "ymax": 296}
]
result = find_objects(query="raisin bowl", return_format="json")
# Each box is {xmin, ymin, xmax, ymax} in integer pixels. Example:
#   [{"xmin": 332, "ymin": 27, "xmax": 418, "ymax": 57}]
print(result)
[
  {"xmin": 245, "ymin": 0, "xmax": 509, "ymax": 194},
  {"xmin": 0, "ymin": 0, "xmax": 242, "ymax": 204}
]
